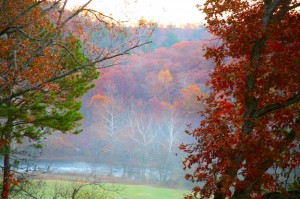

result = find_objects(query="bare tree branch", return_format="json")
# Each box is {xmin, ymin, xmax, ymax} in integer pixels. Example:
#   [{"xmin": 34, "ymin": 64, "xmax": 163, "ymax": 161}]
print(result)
[
  {"xmin": 254, "ymin": 92, "xmax": 300, "ymax": 118},
  {"xmin": 59, "ymin": 0, "xmax": 92, "ymax": 28},
  {"xmin": 0, "ymin": 40, "xmax": 151, "ymax": 104}
]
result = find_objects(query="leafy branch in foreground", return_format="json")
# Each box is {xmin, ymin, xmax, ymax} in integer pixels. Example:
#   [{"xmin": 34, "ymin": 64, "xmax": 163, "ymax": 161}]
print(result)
[
  {"xmin": 181, "ymin": 1, "xmax": 300, "ymax": 198},
  {"xmin": 0, "ymin": 0, "xmax": 154, "ymax": 198}
]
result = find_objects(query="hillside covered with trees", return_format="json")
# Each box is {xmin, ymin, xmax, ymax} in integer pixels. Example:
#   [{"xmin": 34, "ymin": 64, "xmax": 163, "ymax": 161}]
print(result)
[
  {"xmin": 1, "ymin": 0, "xmax": 299, "ymax": 199},
  {"xmin": 39, "ymin": 26, "xmax": 213, "ymax": 186}
]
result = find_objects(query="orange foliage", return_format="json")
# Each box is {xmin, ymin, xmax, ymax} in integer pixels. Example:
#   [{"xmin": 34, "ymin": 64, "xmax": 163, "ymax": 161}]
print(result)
[
  {"xmin": 160, "ymin": 101, "xmax": 173, "ymax": 110},
  {"xmin": 90, "ymin": 94, "xmax": 111, "ymax": 105},
  {"xmin": 0, "ymin": 1, "xmax": 154, "ymax": 198}
]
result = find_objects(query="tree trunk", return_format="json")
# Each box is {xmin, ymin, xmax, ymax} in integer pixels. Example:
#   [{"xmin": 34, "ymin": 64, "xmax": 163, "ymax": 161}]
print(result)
[
  {"xmin": 1, "ymin": 117, "xmax": 13, "ymax": 199},
  {"xmin": 1, "ymin": 142, "xmax": 11, "ymax": 199},
  {"xmin": 232, "ymin": 189, "xmax": 252, "ymax": 199},
  {"xmin": 71, "ymin": 188, "xmax": 79, "ymax": 199},
  {"xmin": 122, "ymin": 164, "xmax": 126, "ymax": 177}
]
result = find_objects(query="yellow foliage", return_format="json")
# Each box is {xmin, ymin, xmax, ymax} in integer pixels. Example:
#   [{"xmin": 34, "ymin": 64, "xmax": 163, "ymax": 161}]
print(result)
[
  {"xmin": 180, "ymin": 84, "xmax": 200, "ymax": 96},
  {"xmin": 158, "ymin": 70, "xmax": 173, "ymax": 83}
]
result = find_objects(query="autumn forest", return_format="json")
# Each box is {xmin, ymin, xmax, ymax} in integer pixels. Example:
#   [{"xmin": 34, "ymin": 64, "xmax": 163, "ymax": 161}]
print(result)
[{"xmin": 0, "ymin": 0, "xmax": 300, "ymax": 199}]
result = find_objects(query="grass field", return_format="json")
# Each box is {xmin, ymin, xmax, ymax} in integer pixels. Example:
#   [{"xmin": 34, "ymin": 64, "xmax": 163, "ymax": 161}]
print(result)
[
  {"xmin": 121, "ymin": 184, "xmax": 188, "ymax": 199},
  {"xmin": 11, "ymin": 179, "xmax": 189, "ymax": 199}
]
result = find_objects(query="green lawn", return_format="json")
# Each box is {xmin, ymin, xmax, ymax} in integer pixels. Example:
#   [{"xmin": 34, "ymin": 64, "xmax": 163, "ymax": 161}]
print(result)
[
  {"xmin": 121, "ymin": 184, "xmax": 188, "ymax": 199},
  {"xmin": 11, "ymin": 180, "xmax": 189, "ymax": 199}
]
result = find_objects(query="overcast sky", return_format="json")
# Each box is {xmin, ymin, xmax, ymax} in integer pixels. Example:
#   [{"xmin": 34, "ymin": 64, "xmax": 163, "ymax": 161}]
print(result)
[{"xmin": 68, "ymin": 0, "xmax": 206, "ymax": 26}]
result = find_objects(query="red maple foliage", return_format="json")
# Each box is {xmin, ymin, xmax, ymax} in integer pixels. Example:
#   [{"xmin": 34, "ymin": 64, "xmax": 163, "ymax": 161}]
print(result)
[{"xmin": 181, "ymin": 1, "xmax": 300, "ymax": 198}]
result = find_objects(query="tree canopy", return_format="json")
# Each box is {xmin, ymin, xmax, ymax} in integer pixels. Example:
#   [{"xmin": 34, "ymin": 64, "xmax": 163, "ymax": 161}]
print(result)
[
  {"xmin": 0, "ymin": 0, "xmax": 153, "ymax": 198},
  {"xmin": 181, "ymin": 0, "xmax": 300, "ymax": 198}
]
